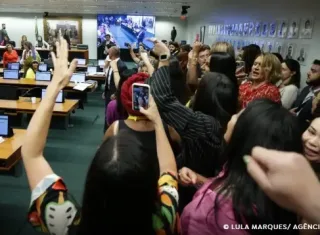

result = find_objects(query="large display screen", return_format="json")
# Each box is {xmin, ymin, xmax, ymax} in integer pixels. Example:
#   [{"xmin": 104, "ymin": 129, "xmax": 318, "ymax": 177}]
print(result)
[{"xmin": 97, "ymin": 14, "xmax": 155, "ymax": 50}]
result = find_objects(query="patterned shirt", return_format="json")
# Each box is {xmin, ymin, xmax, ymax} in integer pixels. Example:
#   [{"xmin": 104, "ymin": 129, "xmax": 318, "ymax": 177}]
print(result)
[
  {"xmin": 239, "ymin": 81, "xmax": 281, "ymax": 109},
  {"xmin": 28, "ymin": 172, "xmax": 180, "ymax": 235}
]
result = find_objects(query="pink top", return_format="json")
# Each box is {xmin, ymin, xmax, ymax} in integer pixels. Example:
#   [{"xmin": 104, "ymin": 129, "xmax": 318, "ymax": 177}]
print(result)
[{"xmin": 181, "ymin": 179, "xmax": 249, "ymax": 235}]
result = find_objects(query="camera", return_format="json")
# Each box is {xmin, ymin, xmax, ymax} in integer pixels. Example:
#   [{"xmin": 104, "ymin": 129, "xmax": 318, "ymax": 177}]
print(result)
[{"xmin": 124, "ymin": 42, "xmax": 131, "ymax": 48}]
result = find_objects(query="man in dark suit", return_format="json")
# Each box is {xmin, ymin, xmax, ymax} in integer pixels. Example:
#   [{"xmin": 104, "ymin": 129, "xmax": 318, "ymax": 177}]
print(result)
[
  {"xmin": 291, "ymin": 59, "xmax": 320, "ymax": 129},
  {"xmin": 98, "ymin": 34, "xmax": 116, "ymax": 60},
  {"xmin": 171, "ymin": 26, "xmax": 177, "ymax": 42},
  {"xmin": 103, "ymin": 46, "xmax": 127, "ymax": 132}
]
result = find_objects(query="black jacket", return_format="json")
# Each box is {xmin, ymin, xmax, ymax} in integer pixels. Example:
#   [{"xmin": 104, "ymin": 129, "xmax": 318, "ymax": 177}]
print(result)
[
  {"xmin": 104, "ymin": 59, "xmax": 127, "ymax": 95},
  {"xmin": 293, "ymin": 86, "xmax": 313, "ymax": 130}
]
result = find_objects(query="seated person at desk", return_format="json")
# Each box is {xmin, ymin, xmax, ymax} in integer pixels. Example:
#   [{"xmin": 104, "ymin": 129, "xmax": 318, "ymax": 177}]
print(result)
[
  {"xmin": 2, "ymin": 43, "xmax": 19, "ymax": 68},
  {"xmin": 20, "ymin": 41, "xmax": 41, "ymax": 74},
  {"xmin": 34, "ymin": 36, "xmax": 49, "ymax": 49},
  {"xmin": 24, "ymin": 60, "xmax": 39, "ymax": 80}
]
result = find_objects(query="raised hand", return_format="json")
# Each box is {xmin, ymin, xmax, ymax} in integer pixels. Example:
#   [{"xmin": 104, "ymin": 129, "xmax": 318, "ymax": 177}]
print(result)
[
  {"xmin": 178, "ymin": 167, "xmax": 197, "ymax": 186},
  {"xmin": 51, "ymin": 36, "xmax": 77, "ymax": 90}
]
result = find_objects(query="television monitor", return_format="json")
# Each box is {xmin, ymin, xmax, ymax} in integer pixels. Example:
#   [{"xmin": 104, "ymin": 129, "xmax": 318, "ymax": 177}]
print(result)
[
  {"xmin": 77, "ymin": 59, "xmax": 86, "ymax": 65},
  {"xmin": 39, "ymin": 64, "xmax": 48, "ymax": 72},
  {"xmin": 3, "ymin": 69, "xmax": 19, "ymax": 80},
  {"xmin": 87, "ymin": 66, "xmax": 97, "ymax": 74},
  {"xmin": 7, "ymin": 62, "xmax": 20, "ymax": 70},
  {"xmin": 0, "ymin": 115, "xmax": 9, "ymax": 137},
  {"xmin": 42, "ymin": 89, "xmax": 64, "ymax": 103},
  {"xmin": 71, "ymin": 73, "xmax": 86, "ymax": 83},
  {"xmin": 97, "ymin": 14, "xmax": 155, "ymax": 50},
  {"xmin": 36, "ymin": 71, "xmax": 51, "ymax": 81}
]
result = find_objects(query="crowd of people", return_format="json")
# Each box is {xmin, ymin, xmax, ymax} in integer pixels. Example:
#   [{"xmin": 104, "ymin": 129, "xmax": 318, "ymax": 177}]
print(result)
[{"xmin": 18, "ymin": 33, "xmax": 320, "ymax": 235}]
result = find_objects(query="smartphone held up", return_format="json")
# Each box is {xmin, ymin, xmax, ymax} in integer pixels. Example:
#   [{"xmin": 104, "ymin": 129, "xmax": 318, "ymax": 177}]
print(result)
[{"xmin": 132, "ymin": 83, "xmax": 150, "ymax": 111}]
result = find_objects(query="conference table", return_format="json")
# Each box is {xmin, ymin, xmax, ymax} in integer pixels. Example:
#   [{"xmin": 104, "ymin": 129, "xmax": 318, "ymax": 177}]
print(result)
[
  {"xmin": 0, "ymin": 129, "xmax": 25, "ymax": 172},
  {"xmin": 0, "ymin": 68, "xmax": 24, "ymax": 74},
  {"xmin": 0, "ymin": 98, "xmax": 79, "ymax": 129}
]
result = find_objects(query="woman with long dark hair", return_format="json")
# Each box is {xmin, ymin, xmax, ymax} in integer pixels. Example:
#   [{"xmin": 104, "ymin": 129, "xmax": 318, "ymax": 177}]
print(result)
[
  {"xmin": 21, "ymin": 37, "xmax": 180, "ymax": 235},
  {"xmin": 180, "ymin": 99, "xmax": 302, "ymax": 235},
  {"xmin": 279, "ymin": 59, "xmax": 301, "ymax": 109},
  {"xmin": 147, "ymin": 39, "xmax": 238, "ymax": 211}
]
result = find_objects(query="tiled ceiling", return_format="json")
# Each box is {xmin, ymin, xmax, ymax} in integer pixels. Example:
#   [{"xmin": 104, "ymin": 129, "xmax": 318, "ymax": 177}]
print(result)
[{"xmin": 0, "ymin": 0, "xmax": 205, "ymax": 16}]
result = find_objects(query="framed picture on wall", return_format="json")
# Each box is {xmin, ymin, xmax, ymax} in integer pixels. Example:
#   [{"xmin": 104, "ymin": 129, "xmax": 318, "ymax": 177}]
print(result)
[
  {"xmin": 284, "ymin": 43, "xmax": 296, "ymax": 59},
  {"xmin": 300, "ymin": 17, "xmax": 314, "ymax": 39},
  {"xmin": 287, "ymin": 19, "xmax": 300, "ymax": 39},
  {"xmin": 269, "ymin": 22, "xmax": 277, "ymax": 37},
  {"xmin": 275, "ymin": 41, "xmax": 284, "ymax": 55},
  {"xmin": 255, "ymin": 22, "xmax": 262, "ymax": 37},
  {"xmin": 200, "ymin": 26, "xmax": 206, "ymax": 43},
  {"xmin": 277, "ymin": 20, "xmax": 288, "ymax": 38},
  {"xmin": 261, "ymin": 22, "xmax": 269, "ymax": 37},
  {"xmin": 296, "ymin": 44, "xmax": 309, "ymax": 65},
  {"xmin": 43, "ymin": 16, "xmax": 82, "ymax": 46}
]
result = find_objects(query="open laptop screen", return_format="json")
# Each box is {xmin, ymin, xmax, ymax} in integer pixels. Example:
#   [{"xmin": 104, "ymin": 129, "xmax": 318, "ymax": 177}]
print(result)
[
  {"xmin": 42, "ymin": 89, "xmax": 64, "ymax": 103},
  {"xmin": 39, "ymin": 64, "xmax": 48, "ymax": 72},
  {"xmin": 77, "ymin": 59, "xmax": 86, "ymax": 65},
  {"xmin": 3, "ymin": 69, "xmax": 19, "ymax": 79},
  {"xmin": 36, "ymin": 71, "xmax": 51, "ymax": 81},
  {"xmin": 7, "ymin": 62, "xmax": 20, "ymax": 70},
  {"xmin": 0, "ymin": 115, "xmax": 9, "ymax": 136},
  {"xmin": 70, "ymin": 73, "xmax": 86, "ymax": 83},
  {"xmin": 87, "ymin": 66, "xmax": 97, "ymax": 74}
]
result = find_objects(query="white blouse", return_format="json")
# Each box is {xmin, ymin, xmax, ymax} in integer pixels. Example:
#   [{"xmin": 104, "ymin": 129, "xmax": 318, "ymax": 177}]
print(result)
[{"xmin": 280, "ymin": 84, "xmax": 299, "ymax": 109}]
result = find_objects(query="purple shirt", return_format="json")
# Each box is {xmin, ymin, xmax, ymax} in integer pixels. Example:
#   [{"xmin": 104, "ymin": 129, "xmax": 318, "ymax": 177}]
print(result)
[
  {"xmin": 181, "ymin": 179, "xmax": 248, "ymax": 235},
  {"xmin": 106, "ymin": 100, "xmax": 127, "ymax": 125}
]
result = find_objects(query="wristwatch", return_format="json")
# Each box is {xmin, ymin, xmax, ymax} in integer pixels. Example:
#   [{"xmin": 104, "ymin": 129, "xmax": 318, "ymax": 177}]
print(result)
[{"xmin": 159, "ymin": 52, "xmax": 170, "ymax": 61}]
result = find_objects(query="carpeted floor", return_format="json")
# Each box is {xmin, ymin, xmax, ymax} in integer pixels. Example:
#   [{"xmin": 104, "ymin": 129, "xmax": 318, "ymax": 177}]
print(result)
[{"xmin": 0, "ymin": 90, "xmax": 105, "ymax": 235}]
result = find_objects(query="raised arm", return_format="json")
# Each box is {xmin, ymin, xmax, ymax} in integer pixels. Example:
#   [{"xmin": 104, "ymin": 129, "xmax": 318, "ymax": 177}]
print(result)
[
  {"xmin": 140, "ymin": 96, "xmax": 177, "ymax": 174},
  {"xmin": 21, "ymin": 37, "xmax": 77, "ymax": 190},
  {"xmin": 140, "ymin": 51, "xmax": 155, "ymax": 76},
  {"xmin": 129, "ymin": 45, "xmax": 140, "ymax": 64},
  {"xmin": 146, "ymin": 39, "xmax": 220, "ymax": 142},
  {"xmin": 110, "ymin": 60, "xmax": 121, "ymax": 88},
  {"xmin": 186, "ymin": 42, "xmax": 202, "ymax": 88},
  {"xmin": 43, "ymin": 40, "xmax": 50, "ymax": 49}
]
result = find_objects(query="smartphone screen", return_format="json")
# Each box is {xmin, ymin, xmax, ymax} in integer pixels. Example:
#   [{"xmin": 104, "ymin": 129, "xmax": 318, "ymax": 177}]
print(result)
[
  {"xmin": 132, "ymin": 84, "xmax": 150, "ymax": 111},
  {"xmin": 196, "ymin": 34, "xmax": 200, "ymax": 41}
]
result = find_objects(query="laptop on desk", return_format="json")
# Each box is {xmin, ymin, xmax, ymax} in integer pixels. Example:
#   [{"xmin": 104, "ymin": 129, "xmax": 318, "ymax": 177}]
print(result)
[
  {"xmin": 39, "ymin": 64, "xmax": 48, "ymax": 72},
  {"xmin": 41, "ymin": 89, "xmax": 64, "ymax": 103},
  {"xmin": 71, "ymin": 73, "xmax": 86, "ymax": 83},
  {"xmin": 36, "ymin": 71, "xmax": 51, "ymax": 81},
  {"xmin": 3, "ymin": 69, "xmax": 20, "ymax": 80},
  {"xmin": 87, "ymin": 66, "xmax": 97, "ymax": 75},
  {"xmin": 7, "ymin": 62, "xmax": 20, "ymax": 70},
  {"xmin": 0, "ymin": 115, "xmax": 13, "ymax": 137}
]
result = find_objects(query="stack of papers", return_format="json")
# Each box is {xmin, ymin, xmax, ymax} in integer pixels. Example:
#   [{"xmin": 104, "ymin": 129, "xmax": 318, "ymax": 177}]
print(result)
[{"xmin": 73, "ymin": 83, "xmax": 92, "ymax": 91}]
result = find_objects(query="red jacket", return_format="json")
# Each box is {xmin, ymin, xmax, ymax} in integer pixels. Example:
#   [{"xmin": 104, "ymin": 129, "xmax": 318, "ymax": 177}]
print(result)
[{"xmin": 3, "ymin": 50, "xmax": 19, "ymax": 68}]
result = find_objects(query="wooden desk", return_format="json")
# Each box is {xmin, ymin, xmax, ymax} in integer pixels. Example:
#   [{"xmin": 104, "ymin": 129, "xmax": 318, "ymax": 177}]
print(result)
[
  {"xmin": 0, "ymin": 78, "xmax": 96, "ymax": 92},
  {"xmin": 0, "ymin": 129, "xmax": 25, "ymax": 171},
  {"xmin": 87, "ymin": 74, "xmax": 105, "ymax": 81},
  {"xmin": 0, "ymin": 47, "xmax": 89, "ymax": 60},
  {"xmin": 0, "ymin": 98, "xmax": 79, "ymax": 129}
]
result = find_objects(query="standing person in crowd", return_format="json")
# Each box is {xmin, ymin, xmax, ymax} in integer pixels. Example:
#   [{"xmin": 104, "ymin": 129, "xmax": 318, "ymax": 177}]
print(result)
[
  {"xmin": 291, "ymin": 60, "xmax": 320, "ymax": 129},
  {"xmin": 279, "ymin": 59, "xmax": 300, "ymax": 109},
  {"xmin": 211, "ymin": 41, "xmax": 235, "ymax": 58},
  {"xmin": 180, "ymin": 99, "xmax": 302, "ymax": 235},
  {"xmin": 169, "ymin": 41, "xmax": 180, "ymax": 57},
  {"xmin": 21, "ymin": 35, "xmax": 28, "ymax": 48},
  {"xmin": 103, "ymin": 46, "xmax": 127, "ymax": 132},
  {"xmin": 245, "ymin": 147, "xmax": 320, "ymax": 225},
  {"xmin": 171, "ymin": 26, "xmax": 177, "ymax": 42},
  {"xmin": 180, "ymin": 44, "xmax": 191, "ymax": 53},
  {"xmin": 35, "ymin": 35, "xmax": 49, "ymax": 49},
  {"xmin": 2, "ymin": 43, "xmax": 19, "ymax": 68},
  {"xmin": 20, "ymin": 41, "xmax": 41, "ymax": 74},
  {"xmin": 239, "ymin": 44, "xmax": 261, "ymax": 83},
  {"xmin": 239, "ymin": 53, "xmax": 281, "ymax": 109},
  {"xmin": 22, "ymin": 36, "xmax": 180, "ymax": 235},
  {"xmin": 147, "ymin": 39, "xmax": 238, "ymax": 211},
  {"xmin": 187, "ymin": 42, "xmax": 210, "ymax": 91},
  {"xmin": 98, "ymin": 34, "xmax": 116, "ymax": 59}
]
